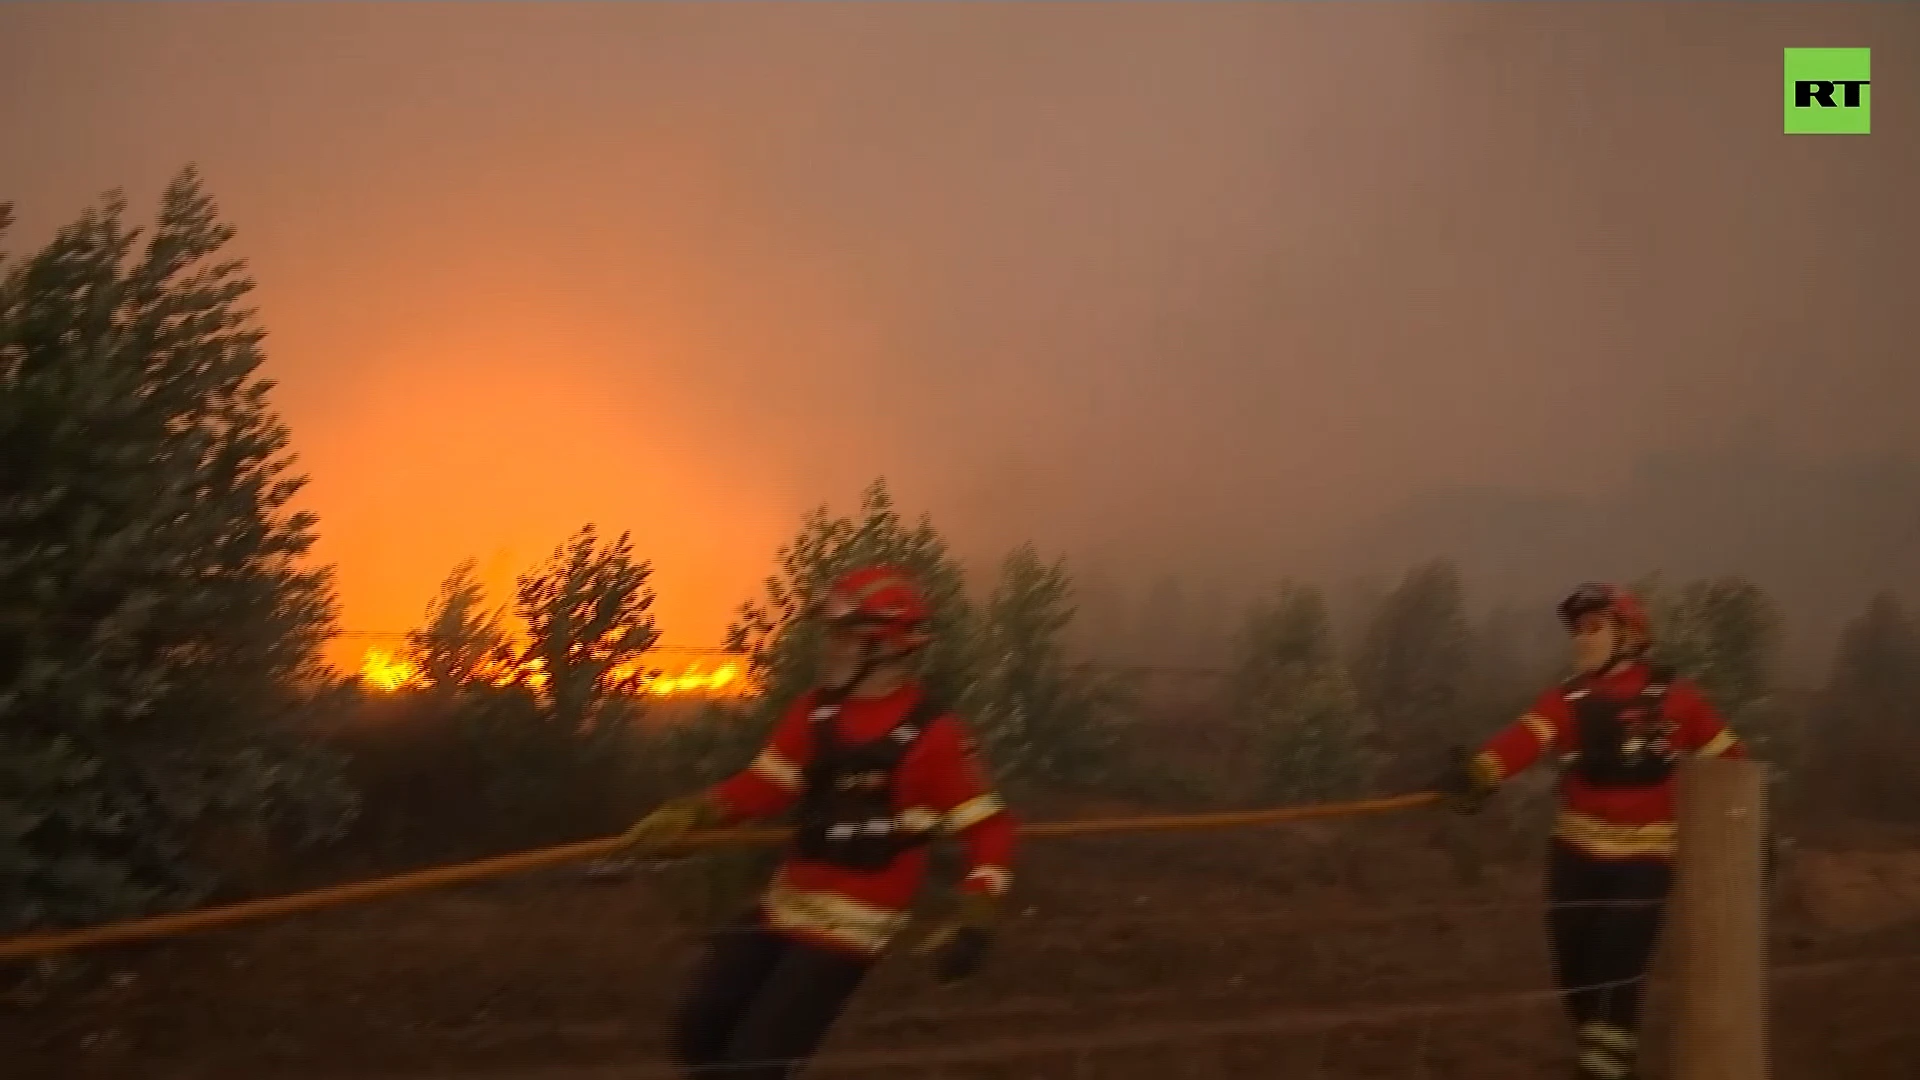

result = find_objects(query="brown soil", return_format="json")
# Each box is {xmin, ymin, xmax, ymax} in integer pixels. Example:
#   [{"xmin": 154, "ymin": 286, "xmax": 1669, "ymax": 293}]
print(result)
[{"xmin": 5, "ymin": 814, "xmax": 1917, "ymax": 1080}]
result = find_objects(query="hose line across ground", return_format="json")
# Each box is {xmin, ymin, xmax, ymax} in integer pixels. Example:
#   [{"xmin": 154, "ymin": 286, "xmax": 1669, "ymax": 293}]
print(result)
[{"xmin": 0, "ymin": 791, "xmax": 1439, "ymax": 963}]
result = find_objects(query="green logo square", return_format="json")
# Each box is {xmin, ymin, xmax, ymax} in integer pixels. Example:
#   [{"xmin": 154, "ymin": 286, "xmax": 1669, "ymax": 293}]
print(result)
[{"xmin": 1785, "ymin": 48, "xmax": 1871, "ymax": 134}]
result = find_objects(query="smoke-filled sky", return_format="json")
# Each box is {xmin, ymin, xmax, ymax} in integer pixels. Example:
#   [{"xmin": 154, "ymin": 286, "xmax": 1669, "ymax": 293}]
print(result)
[{"xmin": 3, "ymin": 4, "xmax": 1915, "ymax": 674}]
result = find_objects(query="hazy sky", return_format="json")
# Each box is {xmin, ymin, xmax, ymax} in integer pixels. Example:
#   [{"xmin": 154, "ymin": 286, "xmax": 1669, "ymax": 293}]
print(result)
[{"xmin": 3, "ymin": 4, "xmax": 1914, "ymax": 667}]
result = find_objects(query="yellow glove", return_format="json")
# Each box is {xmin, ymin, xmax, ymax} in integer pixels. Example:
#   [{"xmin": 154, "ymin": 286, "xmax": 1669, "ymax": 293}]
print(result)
[
  {"xmin": 915, "ymin": 890, "xmax": 1001, "ymax": 984},
  {"xmin": 1436, "ymin": 746, "xmax": 1500, "ymax": 815},
  {"xmin": 618, "ymin": 795, "xmax": 722, "ymax": 858}
]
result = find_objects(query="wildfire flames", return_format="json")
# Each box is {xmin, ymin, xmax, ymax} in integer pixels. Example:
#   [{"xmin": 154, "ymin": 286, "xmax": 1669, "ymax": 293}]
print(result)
[{"xmin": 358, "ymin": 647, "xmax": 747, "ymax": 697}]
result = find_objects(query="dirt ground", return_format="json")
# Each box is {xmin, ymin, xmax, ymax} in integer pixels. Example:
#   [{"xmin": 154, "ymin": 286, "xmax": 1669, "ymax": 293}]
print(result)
[{"xmin": 5, "ymin": 811, "xmax": 1919, "ymax": 1080}]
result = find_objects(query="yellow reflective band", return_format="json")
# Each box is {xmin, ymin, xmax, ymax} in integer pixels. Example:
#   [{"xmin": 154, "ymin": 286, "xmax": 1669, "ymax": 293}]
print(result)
[
  {"xmin": 761, "ymin": 878, "xmax": 910, "ymax": 955},
  {"xmin": 854, "ymin": 575, "xmax": 905, "ymax": 602},
  {"xmin": 966, "ymin": 865, "xmax": 1013, "ymax": 896},
  {"xmin": 1581, "ymin": 1022, "xmax": 1637, "ymax": 1054},
  {"xmin": 749, "ymin": 750, "xmax": 804, "ymax": 791},
  {"xmin": 946, "ymin": 793, "xmax": 1007, "ymax": 833},
  {"xmin": 896, "ymin": 807, "xmax": 942, "ymax": 834},
  {"xmin": 1522, "ymin": 713, "xmax": 1557, "ymax": 748},
  {"xmin": 1579, "ymin": 1047, "xmax": 1629, "ymax": 1079},
  {"xmin": 1470, "ymin": 750, "xmax": 1506, "ymax": 787},
  {"xmin": 1555, "ymin": 811, "xmax": 1678, "ymax": 858},
  {"xmin": 1697, "ymin": 729, "xmax": 1739, "ymax": 759}
]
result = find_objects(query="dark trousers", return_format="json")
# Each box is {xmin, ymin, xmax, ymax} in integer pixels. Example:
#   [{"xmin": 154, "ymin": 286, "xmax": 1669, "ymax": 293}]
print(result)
[
  {"xmin": 1545, "ymin": 841, "xmax": 1673, "ymax": 1040},
  {"xmin": 673, "ymin": 911, "xmax": 873, "ymax": 1080}
]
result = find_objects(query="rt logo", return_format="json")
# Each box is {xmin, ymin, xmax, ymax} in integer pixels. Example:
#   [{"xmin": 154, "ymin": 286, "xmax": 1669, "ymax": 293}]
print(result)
[{"xmin": 1785, "ymin": 48, "xmax": 1871, "ymax": 134}]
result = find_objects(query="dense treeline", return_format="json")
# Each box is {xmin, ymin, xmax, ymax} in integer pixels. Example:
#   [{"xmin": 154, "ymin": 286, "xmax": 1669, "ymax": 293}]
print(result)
[{"xmin": 6, "ymin": 177, "xmax": 1916, "ymax": 933}]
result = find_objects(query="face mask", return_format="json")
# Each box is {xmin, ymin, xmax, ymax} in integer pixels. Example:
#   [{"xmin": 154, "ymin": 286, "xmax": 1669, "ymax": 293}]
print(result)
[
  {"xmin": 820, "ymin": 627, "xmax": 864, "ymax": 690},
  {"xmin": 1573, "ymin": 623, "xmax": 1619, "ymax": 675}
]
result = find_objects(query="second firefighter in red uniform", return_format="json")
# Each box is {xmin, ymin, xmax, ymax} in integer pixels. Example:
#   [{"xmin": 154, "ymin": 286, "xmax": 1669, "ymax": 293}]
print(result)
[
  {"xmin": 621, "ymin": 565, "xmax": 1015, "ymax": 1080},
  {"xmin": 1440, "ymin": 582, "xmax": 1746, "ymax": 1080}
]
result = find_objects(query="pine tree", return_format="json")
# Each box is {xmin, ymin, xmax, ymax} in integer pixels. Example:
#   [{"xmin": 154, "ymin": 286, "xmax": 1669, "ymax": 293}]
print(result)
[
  {"xmin": 1641, "ymin": 575, "xmax": 1791, "ymax": 770},
  {"xmin": 1350, "ymin": 560, "xmax": 1473, "ymax": 788},
  {"xmin": 515, "ymin": 525, "xmax": 659, "ymax": 732},
  {"xmin": 1812, "ymin": 593, "xmax": 1920, "ymax": 820},
  {"xmin": 405, "ymin": 559, "xmax": 513, "ymax": 691},
  {"xmin": 1465, "ymin": 601, "xmax": 1555, "ymax": 722},
  {"xmin": 1229, "ymin": 583, "xmax": 1370, "ymax": 802},
  {"xmin": 1231, "ymin": 583, "xmax": 1338, "ymax": 694},
  {"xmin": 1647, "ymin": 576, "xmax": 1779, "ymax": 717},
  {"xmin": 972, "ymin": 544, "xmax": 1135, "ymax": 784},
  {"xmin": 0, "ymin": 172, "xmax": 355, "ymax": 931}
]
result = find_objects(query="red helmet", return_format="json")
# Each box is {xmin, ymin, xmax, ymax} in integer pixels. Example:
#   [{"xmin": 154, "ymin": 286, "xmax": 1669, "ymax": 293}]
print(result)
[
  {"xmin": 817, "ymin": 564, "xmax": 933, "ymax": 659},
  {"xmin": 1557, "ymin": 582, "xmax": 1650, "ymax": 641}
]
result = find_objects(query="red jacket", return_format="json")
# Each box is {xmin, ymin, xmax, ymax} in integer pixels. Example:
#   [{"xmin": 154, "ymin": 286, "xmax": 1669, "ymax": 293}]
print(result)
[
  {"xmin": 708, "ymin": 681, "xmax": 1016, "ymax": 956},
  {"xmin": 1471, "ymin": 660, "xmax": 1744, "ymax": 861}
]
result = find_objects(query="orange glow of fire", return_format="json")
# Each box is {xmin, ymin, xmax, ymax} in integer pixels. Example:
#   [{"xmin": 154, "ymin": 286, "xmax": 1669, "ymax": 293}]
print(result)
[
  {"xmin": 358, "ymin": 647, "xmax": 747, "ymax": 697},
  {"xmin": 360, "ymin": 648, "xmax": 425, "ymax": 692}
]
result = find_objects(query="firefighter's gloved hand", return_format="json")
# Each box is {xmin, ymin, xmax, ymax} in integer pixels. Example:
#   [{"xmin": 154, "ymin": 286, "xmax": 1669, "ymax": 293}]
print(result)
[
  {"xmin": 618, "ymin": 795, "xmax": 720, "ymax": 859},
  {"xmin": 1436, "ymin": 746, "xmax": 1497, "ymax": 815},
  {"xmin": 917, "ymin": 891, "xmax": 1000, "ymax": 985}
]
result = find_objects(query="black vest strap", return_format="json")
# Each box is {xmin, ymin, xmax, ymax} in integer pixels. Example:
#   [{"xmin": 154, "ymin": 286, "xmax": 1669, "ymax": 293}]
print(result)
[
  {"xmin": 792, "ymin": 689, "xmax": 946, "ymax": 871},
  {"xmin": 806, "ymin": 690, "xmax": 944, "ymax": 758},
  {"xmin": 1563, "ymin": 663, "xmax": 1682, "ymax": 789},
  {"xmin": 1640, "ymin": 664, "xmax": 1674, "ymax": 700}
]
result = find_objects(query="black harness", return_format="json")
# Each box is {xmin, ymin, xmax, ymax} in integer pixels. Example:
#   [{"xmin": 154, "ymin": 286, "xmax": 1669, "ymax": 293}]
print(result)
[
  {"xmin": 791, "ymin": 690, "xmax": 945, "ymax": 871},
  {"xmin": 1563, "ymin": 664, "xmax": 1682, "ymax": 788}
]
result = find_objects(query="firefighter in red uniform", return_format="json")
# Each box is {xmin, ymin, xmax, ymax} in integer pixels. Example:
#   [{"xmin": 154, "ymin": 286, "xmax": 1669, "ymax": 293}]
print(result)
[
  {"xmin": 619, "ymin": 565, "xmax": 1016, "ymax": 1080},
  {"xmin": 1438, "ymin": 583, "xmax": 1746, "ymax": 1080}
]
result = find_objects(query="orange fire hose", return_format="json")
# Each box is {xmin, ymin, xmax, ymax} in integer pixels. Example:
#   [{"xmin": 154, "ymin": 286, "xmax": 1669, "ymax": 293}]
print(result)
[{"xmin": 0, "ymin": 791, "xmax": 1439, "ymax": 963}]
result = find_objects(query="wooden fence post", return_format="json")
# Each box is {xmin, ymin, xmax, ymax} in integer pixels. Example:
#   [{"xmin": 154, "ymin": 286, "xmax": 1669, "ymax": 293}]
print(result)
[{"xmin": 1671, "ymin": 757, "xmax": 1770, "ymax": 1080}]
